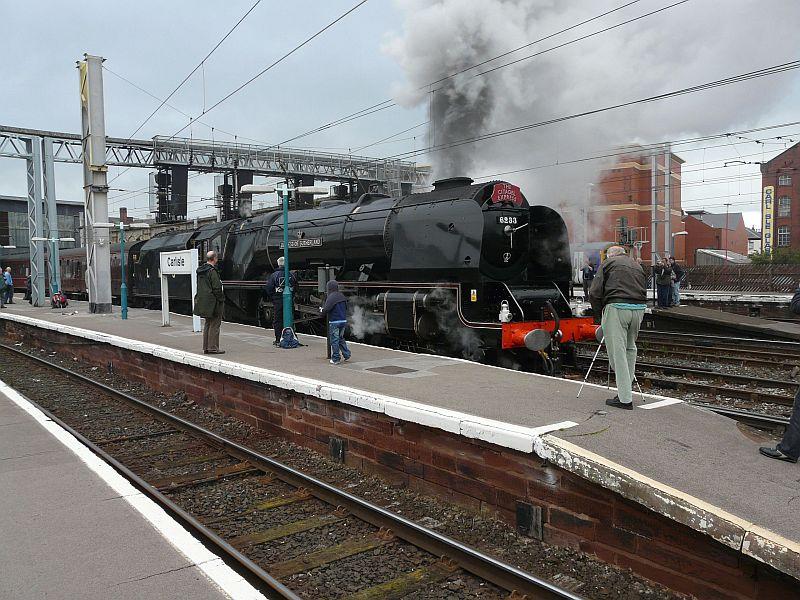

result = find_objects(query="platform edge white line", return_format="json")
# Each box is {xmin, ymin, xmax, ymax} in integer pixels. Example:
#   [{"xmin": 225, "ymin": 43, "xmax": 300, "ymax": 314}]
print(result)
[{"xmin": 0, "ymin": 377, "xmax": 266, "ymax": 600}]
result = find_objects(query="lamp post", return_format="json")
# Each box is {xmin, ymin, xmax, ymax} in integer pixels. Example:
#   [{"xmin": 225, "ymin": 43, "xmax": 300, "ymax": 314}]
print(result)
[
  {"xmin": 724, "ymin": 203, "xmax": 731, "ymax": 262},
  {"xmin": 30, "ymin": 237, "xmax": 75, "ymax": 295},
  {"xmin": 670, "ymin": 231, "xmax": 688, "ymax": 258},
  {"xmin": 241, "ymin": 183, "xmax": 328, "ymax": 336},
  {"xmin": 93, "ymin": 222, "xmax": 150, "ymax": 319}
]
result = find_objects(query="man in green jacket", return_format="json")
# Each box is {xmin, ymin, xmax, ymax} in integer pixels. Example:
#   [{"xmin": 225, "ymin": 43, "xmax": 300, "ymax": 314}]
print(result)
[{"xmin": 193, "ymin": 250, "xmax": 225, "ymax": 355}]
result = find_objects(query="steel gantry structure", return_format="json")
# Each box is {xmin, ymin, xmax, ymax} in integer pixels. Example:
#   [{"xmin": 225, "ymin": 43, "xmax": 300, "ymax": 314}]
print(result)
[
  {"xmin": 0, "ymin": 122, "xmax": 429, "ymax": 309},
  {"xmin": 0, "ymin": 126, "xmax": 429, "ymax": 191}
]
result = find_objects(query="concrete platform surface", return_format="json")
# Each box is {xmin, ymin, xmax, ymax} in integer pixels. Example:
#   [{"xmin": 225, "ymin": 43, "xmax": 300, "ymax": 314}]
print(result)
[
  {"xmin": 652, "ymin": 304, "xmax": 800, "ymax": 340},
  {"xmin": 0, "ymin": 383, "xmax": 260, "ymax": 600},
  {"xmin": 1, "ymin": 301, "xmax": 798, "ymax": 580}
]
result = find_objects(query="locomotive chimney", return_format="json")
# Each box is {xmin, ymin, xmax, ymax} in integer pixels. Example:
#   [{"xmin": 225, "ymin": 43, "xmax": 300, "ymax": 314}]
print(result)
[{"xmin": 432, "ymin": 176, "xmax": 473, "ymax": 191}]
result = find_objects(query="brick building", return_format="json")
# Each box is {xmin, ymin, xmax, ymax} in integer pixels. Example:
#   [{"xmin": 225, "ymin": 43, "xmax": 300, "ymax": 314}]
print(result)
[
  {"xmin": 561, "ymin": 147, "xmax": 685, "ymax": 264},
  {"xmin": 761, "ymin": 141, "xmax": 799, "ymax": 253},
  {"xmin": 683, "ymin": 210, "xmax": 750, "ymax": 266}
]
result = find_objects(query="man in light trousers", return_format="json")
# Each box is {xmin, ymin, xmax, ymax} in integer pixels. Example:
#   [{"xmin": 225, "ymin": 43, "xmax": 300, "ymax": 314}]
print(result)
[{"xmin": 588, "ymin": 246, "xmax": 648, "ymax": 409}]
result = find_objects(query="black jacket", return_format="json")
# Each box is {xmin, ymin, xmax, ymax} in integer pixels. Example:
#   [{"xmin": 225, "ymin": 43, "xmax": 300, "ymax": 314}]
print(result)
[
  {"xmin": 263, "ymin": 267, "xmax": 297, "ymax": 303},
  {"xmin": 671, "ymin": 262, "xmax": 685, "ymax": 283},
  {"xmin": 588, "ymin": 254, "xmax": 647, "ymax": 314},
  {"xmin": 320, "ymin": 280, "xmax": 347, "ymax": 322},
  {"xmin": 792, "ymin": 287, "xmax": 800, "ymax": 315},
  {"xmin": 653, "ymin": 264, "xmax": 673, "ymax": 286}
]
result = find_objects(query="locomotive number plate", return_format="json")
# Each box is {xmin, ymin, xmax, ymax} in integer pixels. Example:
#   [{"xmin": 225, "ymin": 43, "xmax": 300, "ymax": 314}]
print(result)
[{"xmin": 497, "ymin": 216, "xmax": 518, "ymax": 225}]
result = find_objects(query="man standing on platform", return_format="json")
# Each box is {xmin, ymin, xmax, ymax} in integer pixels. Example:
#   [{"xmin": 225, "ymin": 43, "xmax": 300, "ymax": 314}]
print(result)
[
  {"xmin": 760, "ymin": 286, "xmax": 800, "ymax": 463},
  {"xmin": 264, "ymin": 256, "xmax": 297, "ymax": 347},
  {"xmin": 4, "ymin": 267, "xmax": 13, "ymax": 304},
  {"xmin": 193, "ymin": 250, "xmax": 225, "ymax": 355},
  {"xmin": 588, "ymin": 245, "xmax": 647, "ymax": 410},
  {"xmin": 669, "ymin": 256, "xmax": 685, "ymax": 307},
  {"xmin": 580, "ymin": 258, "xmax": 596, "ymax": 299}
]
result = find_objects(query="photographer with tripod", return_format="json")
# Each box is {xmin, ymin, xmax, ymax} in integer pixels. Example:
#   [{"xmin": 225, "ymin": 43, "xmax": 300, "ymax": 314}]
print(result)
[
  {"xmin": 760, "ymin": 286, "xmax": 800, "ymax": 463},
  {"xmin": 588, "ymin": 246, "xmax": 648, "ymax": 410}
]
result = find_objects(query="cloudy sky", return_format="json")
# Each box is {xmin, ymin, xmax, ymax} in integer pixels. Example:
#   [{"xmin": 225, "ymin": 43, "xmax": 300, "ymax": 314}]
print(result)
[{"xmin": 1, "ymin": 0, "xmax": 798, "ymax": 229}]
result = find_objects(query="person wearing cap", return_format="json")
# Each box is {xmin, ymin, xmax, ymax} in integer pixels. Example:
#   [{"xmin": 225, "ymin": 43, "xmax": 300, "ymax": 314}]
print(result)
[
  {"xmin": 760, "ymin": 286, "xmax": 800, "ymax": 463},
  {"xmin": 319, "ymin": 279, "xmax": 351, "ymax": 365},
  {"xmin": 588, "ymin": 245, "xmax": 647, "ymax": 410},
  {"xmin": 263, "ymin": 256, "xmax": 298, "ymax": 346}
]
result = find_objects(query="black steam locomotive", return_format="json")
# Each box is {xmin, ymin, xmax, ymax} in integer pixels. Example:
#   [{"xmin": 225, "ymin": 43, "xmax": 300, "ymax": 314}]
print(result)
[
  {"xmin": 128, "ymin": 177, "xmax": 596, "ymax": 371},
  {"xmin": 4, "ymin": 177, "xmax": 596, "ymax": 371}
]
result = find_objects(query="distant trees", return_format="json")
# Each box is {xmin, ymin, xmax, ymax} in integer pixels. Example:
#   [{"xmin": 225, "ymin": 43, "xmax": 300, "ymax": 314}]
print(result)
[{"xmin": 751, "ymin": 249, "xmax": 800, "ymax": 264}]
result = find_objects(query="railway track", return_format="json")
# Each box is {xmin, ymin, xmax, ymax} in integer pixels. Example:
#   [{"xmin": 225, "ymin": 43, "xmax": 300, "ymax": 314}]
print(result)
[
  {"xmin": 634, "ymin": 331, "xmax": 800, "ymax": 369},
  {"xmin": 573, "ymin": 356, "xmax": 797, "ymax": 407},
  {"xmin": 0, "ymin": 344, "xmax": 581, "ymax": 600}
]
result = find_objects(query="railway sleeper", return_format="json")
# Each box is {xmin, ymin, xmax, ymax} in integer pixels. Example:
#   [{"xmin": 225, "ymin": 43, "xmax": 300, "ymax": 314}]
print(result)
[
  {"xmin": 229, "ymin": 512, "xmax": 346, "ymax": 548},
  {"xmin": 347, "ymin": 557, "xmax": 461, "ymax": 600},
  {"xmin": 268, "ymin": 532, "xmax": 394, "ymax": 579}
]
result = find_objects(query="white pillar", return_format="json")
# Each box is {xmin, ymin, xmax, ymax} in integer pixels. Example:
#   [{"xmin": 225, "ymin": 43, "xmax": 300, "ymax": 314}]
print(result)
[
  {"xmin": 42, "ymin": 137, "xmax": 61, "ymax": 293},
  {"xmin": 79, "ymin": 54, "xmax": 112, "ymax": 313}
]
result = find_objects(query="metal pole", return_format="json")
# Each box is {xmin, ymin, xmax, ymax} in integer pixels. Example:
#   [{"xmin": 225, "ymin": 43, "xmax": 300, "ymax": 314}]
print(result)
[
  {"xmin": 650, "ymin": 151, "xmax": 658, "ymax": 304},
  {"xmin": 724, "ymin": 203, "xmax": 730, "ymax": 262},
  {"xmin": 282, "ymin": 188, "xmax": 293, "ymax": 331},
  {"xmin": 43, "ymin": 137, "xmax": 61, "ymax": 294},
  {"xmin": 25, "ymin": 136, "xmax": 45, "ymax": 307},
  {"xmin": 120, "ymin": 224, "xmax": 128, "ymax": 320},
  {"xmin": 79, "ymin": 53, "xmax": 112, "ymax": 313},
  {"xmin": 663, "ymin": 144, "xmax": 671, "ymax": 256}
]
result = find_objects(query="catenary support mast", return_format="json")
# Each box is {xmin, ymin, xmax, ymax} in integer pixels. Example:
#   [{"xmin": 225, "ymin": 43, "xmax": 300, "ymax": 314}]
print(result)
[{"xmin": 78, "ymin": 54, "xmax": 112, "ymax": 313}]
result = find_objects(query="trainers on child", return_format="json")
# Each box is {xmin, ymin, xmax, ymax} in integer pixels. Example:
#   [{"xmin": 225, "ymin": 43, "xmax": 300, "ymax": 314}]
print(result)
[{"xmin": 329, "ymin": 359, "xmax": 341, "ymax": 365}]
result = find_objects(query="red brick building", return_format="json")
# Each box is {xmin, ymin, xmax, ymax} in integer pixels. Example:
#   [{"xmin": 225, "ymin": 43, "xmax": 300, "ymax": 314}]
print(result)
[
  {"xmin": 560, "ymin": 147, "xmax": 686, "ymax": 264},
  {"xmin": 760, "ymin": 141, "xmax": 799, "ymax": 253},
  {"xmin": 683, "ymin": 210, "xmax": 750, "ymax": 266}
]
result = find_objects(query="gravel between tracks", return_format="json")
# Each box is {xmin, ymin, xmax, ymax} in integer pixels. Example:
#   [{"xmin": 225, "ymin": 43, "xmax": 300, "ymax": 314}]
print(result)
[{"xmin": 4, "ymin": 343, "xmax": 687, "ymax": 600}]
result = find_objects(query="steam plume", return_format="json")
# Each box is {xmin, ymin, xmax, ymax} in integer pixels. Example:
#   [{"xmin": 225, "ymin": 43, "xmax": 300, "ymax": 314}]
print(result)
[{"xmin": 384, "ymin": 0, "xmax": 800, "ymax": 238}]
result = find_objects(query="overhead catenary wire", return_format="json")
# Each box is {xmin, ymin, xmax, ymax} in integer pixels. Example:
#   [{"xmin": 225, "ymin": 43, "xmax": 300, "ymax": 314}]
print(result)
[
  {"xmin": 275, "ymin": 0, "xmax": 687, "ymax": 147},
  {"xmin": 104, "ymin": 2, "xmax": 262, "ymax": 189},
  {"xmin": 378, "ymin": 60, "xmax": 800, "ymax": 162},
  {"xmin": 165, "ymin": 0, "xmax": 371, "ymax": 142}
]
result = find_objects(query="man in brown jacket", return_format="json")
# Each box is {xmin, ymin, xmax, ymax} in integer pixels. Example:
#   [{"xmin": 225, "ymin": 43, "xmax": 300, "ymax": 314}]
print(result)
[{"xmin": 588, "ymin": 246, "xmax": 647, "ymax": 409}]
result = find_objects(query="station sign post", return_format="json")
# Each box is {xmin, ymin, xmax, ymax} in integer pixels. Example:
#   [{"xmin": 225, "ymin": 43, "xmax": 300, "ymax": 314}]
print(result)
[{"xmin": 159, "ymin": 249, "xmax": 200, "ymax": 332}]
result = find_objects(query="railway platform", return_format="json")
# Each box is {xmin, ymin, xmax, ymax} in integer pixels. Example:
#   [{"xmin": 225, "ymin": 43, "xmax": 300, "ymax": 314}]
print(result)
[
  {"xmin": 649, "ymin": 304, "xmax": 800, "ymax": 341},
  {"xmin": 0, "ymin": 383, "xmax": 264, "ymax": 599},
  {"xmin": 1, "ymin": 302, "xmax": 800, "ymax": 599}
]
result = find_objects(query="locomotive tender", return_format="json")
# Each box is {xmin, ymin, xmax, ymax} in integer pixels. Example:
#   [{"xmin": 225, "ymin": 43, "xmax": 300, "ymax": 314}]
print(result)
[{"xmin": 7, "ymin": 177, "xmax": 597, "ymax": 371}]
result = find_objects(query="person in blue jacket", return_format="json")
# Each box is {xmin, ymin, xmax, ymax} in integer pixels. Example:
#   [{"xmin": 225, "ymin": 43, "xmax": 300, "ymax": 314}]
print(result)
[
  {"xmin": 3, "ymin": 267, "xmax": 13, "ymax": 304},
  {"xmin": 760, "ymin": 286, "xmax": 800, "ymax": 463},
  {"xmin": 319, "ymin": 280, "xmax": 351, "ymax": 365}
]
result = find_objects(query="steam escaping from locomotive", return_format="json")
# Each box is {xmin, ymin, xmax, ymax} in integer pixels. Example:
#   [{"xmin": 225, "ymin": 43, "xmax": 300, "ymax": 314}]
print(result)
[{"xmin": 384, "ymin": 0, "xmax": 800, "ymax": 240}]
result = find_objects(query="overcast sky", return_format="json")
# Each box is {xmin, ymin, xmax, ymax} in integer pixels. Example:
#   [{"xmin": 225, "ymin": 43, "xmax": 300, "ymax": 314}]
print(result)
[{"xmin": 1, "ymin": 0, "xmax": 798, "ymax": 229}]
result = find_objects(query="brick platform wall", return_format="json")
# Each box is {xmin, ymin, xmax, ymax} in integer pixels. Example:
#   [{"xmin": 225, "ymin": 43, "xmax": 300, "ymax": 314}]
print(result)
[{"xmin": 4, "ymin": 321, "xmax": 798, "ymax": 600}]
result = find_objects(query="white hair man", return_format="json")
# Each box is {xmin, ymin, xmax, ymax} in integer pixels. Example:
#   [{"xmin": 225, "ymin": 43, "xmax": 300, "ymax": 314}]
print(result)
[{"xmin": 587, "ymin": 246, "xmax": 647, "ymax": 409}]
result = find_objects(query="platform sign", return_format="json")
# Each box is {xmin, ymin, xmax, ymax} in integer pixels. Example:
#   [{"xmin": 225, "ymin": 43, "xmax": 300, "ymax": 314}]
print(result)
[
  {"xmin": 762, "ymin": 186, "xmax": 775, "ymax": 255},
  {"xmin": 159, "ymin": 250, "xmax": 201, "ymax": 332}
]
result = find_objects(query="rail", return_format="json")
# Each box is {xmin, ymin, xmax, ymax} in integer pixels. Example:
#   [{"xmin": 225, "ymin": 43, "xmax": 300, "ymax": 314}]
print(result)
[{"xmin": 1, "ymin": 344, "xmax": 582, "ymax": 600}]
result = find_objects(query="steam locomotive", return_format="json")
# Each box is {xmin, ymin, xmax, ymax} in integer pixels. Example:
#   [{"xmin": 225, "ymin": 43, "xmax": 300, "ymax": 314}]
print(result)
[{"xmin": 5, "ymin": 177, "xmax": 597, "ymax": 371}]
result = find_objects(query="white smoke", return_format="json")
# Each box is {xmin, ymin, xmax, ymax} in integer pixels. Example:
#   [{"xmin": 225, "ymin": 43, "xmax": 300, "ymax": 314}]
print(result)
[
  {"xmin": 384, "ymin": 0, "xmax": 800, "ymax": 239},
  {"xmin": 349, "ymin": 304, "xmax": 386, "ymax": 339}
]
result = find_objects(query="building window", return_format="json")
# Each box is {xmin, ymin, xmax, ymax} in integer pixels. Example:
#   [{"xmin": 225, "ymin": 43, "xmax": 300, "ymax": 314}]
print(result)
[
  {"xmin": 779, "ymin": 196, "xmax": 791, "ymax": 217},
  {"xmin": 778, "ymin": 174, "xmax": 792, "ymax": 186},
  {"xmin": 777, "ymin": 225, "xmax": 791, "ymax": 247}
]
